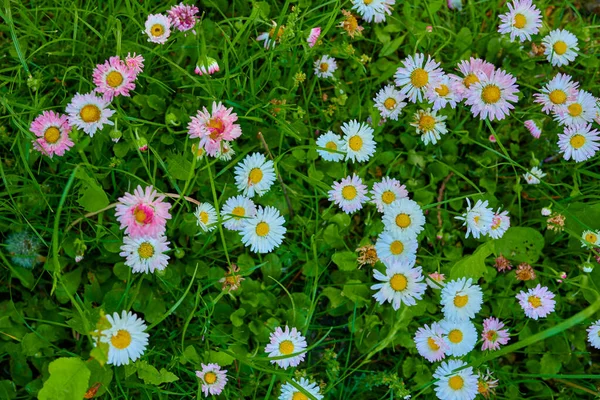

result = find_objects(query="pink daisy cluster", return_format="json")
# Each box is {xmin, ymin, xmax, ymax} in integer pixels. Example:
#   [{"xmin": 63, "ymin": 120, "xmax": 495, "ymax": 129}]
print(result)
[
  {"xmin": 167, "ymin": 2, "xmax": 199, "ymax": 33},
  {"xmin": 187, "ymin": 102, "xmax": 243, "ymax": 157},
  {"xmin": 30, "ymin": 110, "xmax": 74, "ymax": 158},
  {"xmin": 92, "ymin": 55, "xmax": 141, "ymax": 101}
]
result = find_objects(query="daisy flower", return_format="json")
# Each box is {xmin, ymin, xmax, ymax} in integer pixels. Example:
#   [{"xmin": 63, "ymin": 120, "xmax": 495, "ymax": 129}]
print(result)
[
  {"xmin": 257, "ymin": 21, "xmax": 284, "ymax": 49},
  {"xmin": 516, "ymin": 284, "xmax": 556, "ymax": 320},
  {"xmin": 196, "ymin": 363, "xmax": 227, "ymax": 397},
  {"xmin": 375, "ymin": 230, "xmax": 418, "ymax": 266},
  {"xmin": 451, "ymin": 57, "xmax": 495, "ymax": 98},
  {"xmin": 119, "ymin": 235, "xmax": 170, "ymax": 274},
  {"xmin": 216, "ymin": 141, "xmax": 235, "ymax": 161},
  {"xmin": 455, "ymin": 198, "xmax": 494, "ymax": 239},
  {"xmin": 65, "ymin": 92, "xmax": 115, "ymax": 137},
  {"xmin": 370, "ymin": 176, "xmax": 408, "ymax": 212},
  {"xmin": 497, "ymin": 0, "xmax": 542, "ymax": 42},
  {"xmin": 440, "ymin": 277, "xmax": 483, "ymax": 322},
  {"xmin": 187, "ymin": 101, "xmax": 242, "ymax": 157},
  {"xmin": 414, "ymin": 322, "xmax": 449, "ymax": 362},
  {"xmin": 440, "ymin": 319, "xmax": 478, "ymax": 357},
  {"xmin": 314, "ymin": 55, "xmax": 337, "ymax": 79},
  {"xmin": 340, "ymin": 9, "xmax": 364, "ymax": 38},
  {"xmin": 100, "ymin": 311, "xmax": 149, "ymax": 366},
  {"xmin": 307, "ymin": 27, "xmax": 321, "ymax": 48},
  {"xmin": 341, "ymin": 120, "xmax": 376, "ymax": 163},
  {"xmin": 279, "ymin": 378, "xmax": 323, "ymax": 400},
  {"xmin": 264, "ymin": 326, "xmax": 307, "ymax": 369},
  {"xmin": 587, "ymin": 320, "xmax": 600, "ymax": 349},
  {"xmin": 240, "ymin": 206, "xmax": 286, "ymax": 254},
  {"xmin": 167, "ymin": 2, "xmax": 199, "ymax": 33},
  {"xmin": 489, "ymin": 209, "xmax": 510, "ymax": 239},
  {"xmin": 542, "ymin": 29, "xmax": 579, "ymax": 67},
  {"xmin": 144, "ymin": 14, "xmax": 171, "ymax": 44},
  {"xmin": 554, "ymin": 90, "xmax": 597, "ymax": 127},
  {"xmin": 371, "ymin": 262, "xmax": 427, "ymax": 311},
  {"xmin": 410, "ymin": 108, "xmax": 448, "ymax": 145},
  {"xmin": 194, "ymin": 203, "xmax": 218, "ymax": 233},
  {"xmin": 328, "ymin": 174, "xmax": 369, "ymax": 214},
  {"xmin": 394, "ymin": 53, "xmax": 443, "ymax": 103},
  {"xmin": 581, "ymin": 230, "xmax": 600, "ymax": 248},
  {"xmin": 195, "ymin": 57, "xmax": 220, "ymax": 76},
  {"xmin": 351, "ymin": 0, "xmax": 395, "ymax": 23},
  {"xmin": 92, "ymin": 56, "xmax": 136, "ymax": 101},
  {"xmin": 382, "ymin": 198, "xmax": 426, "ymax": 238},
  {"xmin": 524, "ymin": 120, "xmax": 542, "ymax": 138},
  {"xmin": 448, "ymin": 0, "xmax": 463, "ymax": 10},
  {"xmin": 481, "ymin": 317, "xmax": 510, "ymax": 351},
  {"xmin": 427, "ymin": 272, "xmax": 446, "ymax": 289},
  {"xmin": 125, "ymin": 52, "xmax": 145, "ymax": 76},
  {"xmin": 557, "ymin": 123, "xmax": 600, "ymax": 163},
  {"xmin": 433, "ymin": 359, "xmax": 478, "ymax": 400},
  {"xmin": 523, "ymin": 166, "xmax": 546, "ymax": 184},
  {"xmin": 425, "ymin": 75, "xmax": 461, "ymax": 111},
  {"xmin": 316, "ymin": 131, "xmax": 345, "ymax": 162},
  {"xmin": 533, "ymin": 73, "xmax": 579, "ymax": 114},
  {"xmin": 115, "ymin": 185, "xmax": 172, "ymax": 238},
  {"xmin": 465, "ymin": 68, "xmax": 519, "ymax": 121},
  {"xmin": 30, "ymin": 110, "xmax": 73, "ymax": 158},
  {"xmin": 477, "ymin": 370, "xmax": 499, "ymax": 399},
  {"xmin": 221, "ymin": 195, "xmax": 257, "ymax": 231},
  {"xmin": 373, "ymin": 85, "xmax": 407, "ymax": 121},
  {"xmin": 234, "ymin": 153, "xmax": 276, "ymax": 197}
]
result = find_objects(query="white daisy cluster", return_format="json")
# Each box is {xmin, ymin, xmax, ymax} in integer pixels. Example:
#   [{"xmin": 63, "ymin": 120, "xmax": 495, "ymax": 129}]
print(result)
[
  {"xmin": 455, "ymin": 198, "xmax": 510, "ymax": 240},
  {"xmin": 316, "ymin": 120, "xmax": 376, "ymax": 163}
]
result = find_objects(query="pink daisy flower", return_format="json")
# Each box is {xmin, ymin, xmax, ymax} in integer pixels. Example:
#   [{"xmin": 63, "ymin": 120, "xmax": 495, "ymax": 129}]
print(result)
[
  {"xmin": 533, "ymin": 73, "xmax": 579, "ymax": 114},
  {"xmin": 195, "ymin": 363, "xmax": 228, "ymax": 397},
  {"xmin": 92, "ymin": 56, "xmax": 136, "ymax": 101},
  {"xmin": 115, "ymin": 185, "xmax": 172, "ymax": 238},
  {"xmin": 516, "ymin": 284, "xmax": 556, "ymax": 320},
  {"xmin": 167, "ymin": 2, "xmax": 199, "ymax": 33},
  {"xmin": 481, "ymin": 317, "xmax": 510, "ymax": 351},
  {"xmin": 524, "ymin": 120, "xmax": 541, "ymax": 138},
  {"xmin": 328, "ymin": 174, "xmax": 369, "ymax": 214},
  {"xmin": 125, "ymin": 52, "xmax": 145, "ymax": 76},
  {"xmin": 427, "ymin": 272, "xmax": 446, "ymax": 289},
  {"xmin": 414, "ymin": 322, "xmax": 449, "ymax": 362},
  {"xmin": 187, "ymin": 102, "xmax": 242, "ymax": 157},
  {"xmin": 489, "ymin": 209, "xmax": 510, "ymax": 239},
  {"xmin": 451, "ymin": 57, "xmax": 495, "ymax": 99},
  {"xmin": 465, "ymin": 68, "xmax": 519, "ymax": 121},
  {"xmin": 195, "ymin": 57, "xmax": 220, "ymax": 76},
  {"xmin": 307, "ymin": 27, "xmax": 321, "ymax": 47},
  {"xmin": 30, "ymin": 111, "xmax": 74, "ymax": 158}
]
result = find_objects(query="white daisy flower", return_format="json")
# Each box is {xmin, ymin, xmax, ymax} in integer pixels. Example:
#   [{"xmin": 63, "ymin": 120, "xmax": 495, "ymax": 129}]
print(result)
[
  {"xmin": 489, "ymin": 209, "xmax": 510, "ymax": 239},
  {"xmin": 439, "ymin": 319, "xmax": 478, "ymax": 357},
  {"xmin": 328, "ymin": 174, "xmax": 369, "ymax": 214},
  {"xmin": 581, "ymin": 230, "xmax": 600, "ymax": 248},
  {"xmin": 119, "ymin": 235, "xmax": 170, "ymax": 274},
  {"xmin": 533, "ymin": 73, "xmax": 579, "ymax": 114},
  {"xmin": 557, "ymin": 123, "xmax": 600, "ymax": 163},
  {"xmin": 341, "ymin": 120, "xmax": 376, "ymax": 163},
  {"xmin": 371, "ymin": 262, "xmax": 427, "ymax": 311},
  {"xmin": 410, "ymin": 108, "xmax": 448, "ymax": 145},
  {"xmin": 440, "ymin": 278, "xmax": 483, "ymax": 322},
  {"xmin": 234, "ymin": 152, "xmax": 276, "ymax": 197},
  {"xmin": 240, "ymin": 206, "xmax": 286, "ymax": 254},
  {"xmin": 382, "ymin": 198, "xmax": 426, "ymax": 238},
  {"xmin": 264, "ymin": 325, "xmax": 307, "ymax": 369},
  {"xmin": 375, "ymin": 230, "xmax": 418, "ymax": 267},
  {"xmin": 455, "ymin": 198, "xmax": 495, "ymax": 239},
  {"xmin": 542, "ymin": 29, "xmax": 579, "ymax": 67},
  {"xmin": 65, "ymin": 92, "xmax": 115, "ymax": 137},
  {"xmin": 316, "ymin": 131, "xmax": 345, "ymax": 162},
  {"xmin": 394, "ymin": 53, "xmax": 444, "ymax": 103},
  {"xmin": 414, "ymin": 322, "xmax": 449, "ymax": 362},
  {"xmin": 314, "ymin": 55, "xmax": 337, "ymax": 79},
  {"xmin": 433, "ymin": 359, "xmax": 478, "ymax": 400},
  {"xmin": 144, "ymin": 14, "xmax": 171, "ymax": 44},
  {"xmin": 194, "ymin": 202, "xmax": 218, "ymax": 233},
  {"xmin": 523, "ymin": 166, "xmax": 546, "ymax": 184},
  {"xmin": 370, "ymin": 176, "xmax": 409, "ymax": 212},
  {"xmin": 586, "ymin": 320, "xmax": 600, "ymax": 350},
  {"xmin": 373, "ymin": 85, "xmax": 407, "ymax": 120},
  {"xmin": 221, "ymin": 195, "xmax": 257, "ymax": 231},
  {"xmin": 553, "ymin": 90, "xmax": 597, "ymax": 127},
  {"xmin": 451, "ymin": 57, "xmax": 495, "ymax": 99},
  {"xmin": 425, "ymin": 75, "xmax": 461, "ymax": 111},
  {"xmin": 464, "ymin": 68, "xmax": 519, "ymax": 121},
  {"xmin": 541, "ymin": 207, "xmax": 552, "ymax": 216},
  {"xmin": 279, "ymin": 377, "xmax": 323, "ymax": 400},
  {"xmin": 351, "ymin": 0, "xmax": 395, "ymax": 23},
  {"xmin": 196, "ymin": 363, "xmax": 228, "ymax": 397},
  {"xmin": 100, "ymin": 310, "xmax": 149, "ymax": 366},
  {"xmin": 497, "ymin": 0, "xmax": 542, "ymax": 43},
  {"xmin": 216, "ymin": 141, "xmax": 235, "ymax": 161},
  {"xmin": 515, "ymin": 284, "xmax": 556, "ymax": 320}
]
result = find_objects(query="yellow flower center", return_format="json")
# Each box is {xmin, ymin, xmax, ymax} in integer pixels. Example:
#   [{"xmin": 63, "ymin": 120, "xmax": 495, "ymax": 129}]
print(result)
[
  {"xmin": 44, "ymin": 127, "xmax": 61, "ymax": 144},
  {"xmin": 381, "ymin": 190, "xmax": 396, "ymax": 205},
  {"xmin": 448, "ymin": 375, "xmax": 464, "ymax": 391},
  {"xmin": 204, "ymin": 371, "xmax": 217, "ymax": 384},
  {"xmin": 292, "ymin": 393, "xmax": 308, "ymax": 400},
  {"xmin": 481, "ymin": 85, "xmax": 501, "ymax": 104},
  {"xmin": 390, "ymin": 240, "xmax": 404, "ymax": 255},
  {"xmin": 341, "ymin": 185, "xmax": 357, "ymax": 200},
  {"xmin": 349, "ymin": 135, "xmax": 363, "ymax": 151},
  {"xmin": 570, "ymin": 134, "xmax": 585, "ymax": 149},
  {"xmin": 549, "ymin": 89, "xmax": 567, "ymax": 105},
  {"xmin": 320, "ymin": 63, "xmax": 329, "ymax": 72},
  {"xmin": 80, "ymin": 104, "xmax": 101, "ymax": 123},
  {"xmin": 390, "ymin": 273, "xmax": 408, "ymax": 291},
  {"xmin": 325, "ymin": 141, "xmax": 337, "ymax": 150},
  {"xmin": 134, "ymin": 208, "xmax": 147, "ymax": 223},
  {"xmin": 207, "ymin": 118, "xmax": 225, "ymax": 139},
  {"xmin": 513, "ymin": 13, "xmax": 527, "ymax": 29},
  {"xmin": 199, "ymin": 211, "xmax": 209, "ymax": 224},
  {"xmin": 410, "ymin": 68, "xmax": 429, "ymax": 88},
  {"xmin": 137, "ymin": 242, "xmax": 155, "ymax": 259},
  {"xmin": 255, "ymin": 221, "xmax": 270, "ymax": 237},
  {"xmin": 364, "ymin": 0, "xmax": 374, "ymax": 4},
  {"xmin": 418, "ymin": 115, "xmax": 436, "ymax": 132},
  {"xmin": 528, "ymin": 295, "xmax": 542, "ymax": 308},
  {"xmin": 474, "ymin": 215, "xmax": 480, "ymax": 224},
  {"xmin": 249, "ymin": 168, "xmax": 263, "ymax": 184},
  {"xmin": 106, "ymin": 71, "xmax": 123, "ymax": 88},
  {"xmin": 384, "ymin": 98, "xmax": 397, "ymax": 110},
  {"xmin": 110, "ymin": 329, "xmax": 132, "ymax": 350},
  {"xmin": 435, "ymin": 84, "xmax": 449, "ymax": 96},
  {"xmin": 232, "ymin": 206, "xmax": 245, "ymax": 219},
  {"xmin": 279, "ymin": 340, "xmax": 294, "ymax": 355},
  {"xmin": 585, "ymin": 232, "xmax": 598, "ymax": 243},
  {"xmin": 151, "ymin": 23, "xmax": 164, "ymax": 37},
  {"xmin": 463, "ymin": 73, "xmax": 479, "ymax": 89},
  {"xmin": 427, "ymin": 337, "xmax": 440, "ymax": 351},
  {"xmin": 395, "ymin": 213, "xmax": 411, "ymax": 228},
  {"xmin": 448, "ymin": 329, "xmax": 463, "ymax": 344},
  {"xmin": 553, "ymin": 40, "xmax": 567, "ymax": 55},
  {"xmin": 568, "ymin": 103, "xmax": 583, "ymax": 117},
  {"xmin": 453, "ymin": 294, "xmax": 468, "ymax": 308}
]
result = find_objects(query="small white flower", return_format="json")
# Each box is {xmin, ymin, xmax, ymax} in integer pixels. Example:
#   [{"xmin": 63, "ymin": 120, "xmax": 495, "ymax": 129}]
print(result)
[
  {"xmin": 394, "ymin": 53, "xmax": 444, "ymax": 103},
  {"xmin": 439, "ymin": 319, "xmax": 478, "ymax": 357},
  {"xmin": 382, "ymin": 198, "xmax": 426, "ymax": 238},
  {"xmin": 425, "ymin": 75, "xmax": 461, "ymax": 111},
  {"xmin": 194, "ymin": 202, "xmax": 218, "ymax": 233},
  {"xmin": 221, "ymin": 195, "xmax": 257, "ymax": 231},
  {"xmin": 557, "ymin": 123, "xmax": 600, "ymax": 163},
  {"xmin": 314, "ymin": 55, "xmax": 337, "ymax": 79},
  {"xmin": 414, "ymin": 322, "xmax": 449, "ymax": 362},
  {"xmin": 234, "ymin": 152, "xmax": 276, "ymax": 197},
  {"xmin": 100, "ymin": 311, "xmax": 149, "ymax": 366},
  {"xmin": 410, "ymin": 108, "xmax": 448, "ymax": 145},
  {"xmin": 541, "ymin": 207, "xmax": 552, "ymax": 216},
  {"xmin": 328, "ymin": 174, "xmax": 369, "ymax": 214},
  {"xmin": 316, "ymin": 131, "xmax": 345, "ymax": 162},
  {"xmin": 351, "ymin": 0, "xmax": 395, "ymax": 23},
  {"xmin": 279, "ymin": 377, "xmax": 323, "ymax": 400},
  {"xmin": 523, "ymin": 166, "xmax": 546, "ymax": 184},
  {"xmin": 195, "ymin": 363, "xmax": 228, "ymax": 397},
  {"xmin": 119, "ymin": 235, "xmax": 170, "ymax": 274},
  {"xmin": 373, "ymin": 85, "xmax": 407, "ymax": 120},
  {"xmin": 341, "ymin": 120, "xmax": 376, "ymax": 163},
  {"xmin": 264, "ymin": 326, "xmax": 307, "ymax": 369},
  {"xmin": 375, "ymin": 230, "xmax": 418, "ymax": 267},
  {"xmin": 533, "ymin": 73, "xmax": 579, "ymax": 114},
  {"xmin": 370, "ymin": 176, "xmax": 408, "ymax": 212},
  {"xmin": 371, "ymin": 262, "xmax": 427, "ymax": 311},
  {"xmin": 497, "ymin": 0, "xmax": 542, "ymax": 43},
  {"xmin": 542, "ymin": 29, "xmax": 579, "ymax": 67},
  {"xmin": 581, "ymin": 230, "xmax": 600, "ymax": 248},
  {"xmin": 587, "ymin": 320, "xmax": 600, "ymax": 349},
  {"xmin": 433, "ymin": 359, "xmax": 479, "ymax": 400},
  {"xmin": 455, "ymin": 198, "xmax": 494, "ymax": 239},
  {"xmin": 440, "ymin": 278, "xmax": 483, "ymax": 322},
  {"xmin": 489, "ymin": 209, "xmax": 510, "ymax": 239},
  {"xmin": 553, "ymin": 90, "xmax": 597, "ymax": 127},
  {"xmin": 144, "ymin": 14, "xmax": 171, "ymax": 44},
  {"xmin": 240, "ymin": 206, "xmax": 286, "ymax": 254},
  {"xmin": 65, "ymin": 92, "xmax": 115, "ymax": 137}
]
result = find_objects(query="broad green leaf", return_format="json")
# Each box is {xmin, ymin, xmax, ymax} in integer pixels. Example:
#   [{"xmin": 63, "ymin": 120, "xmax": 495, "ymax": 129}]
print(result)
[
  {"xmin": 450, "ymin": 241, "xmax": 494, "ymax": 280},
  {"xmin": 332, "ymin": 251, "xmax": 357, "ymax": 271},
  {"xmin": 494, "ymin": 227, "xmax": 544, "ymax": 263},
  {"xmin": 77, "ymin": 182, "xmax": 109, "ymax": 213},
  {"xmin": 166, "ymin": 153, "xmax": 192, "ymax": 181},
  {"xmin": 137, "ymin": 361, "xmax": 179, "ymax": 385},
  {"xmin": 0, "ymin": 380, "xmax": 16, "ymax": 400},
  {"xmin": 208, "ymin": 350, "xmax": 235, "ymax": 366},
  {"xmin": 540, "ymin": 353, "xmax": 562, "ymax": 376},
  {"xmin": 38, "ymin": 358, "xmax": 90, "ymax": 400}
]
